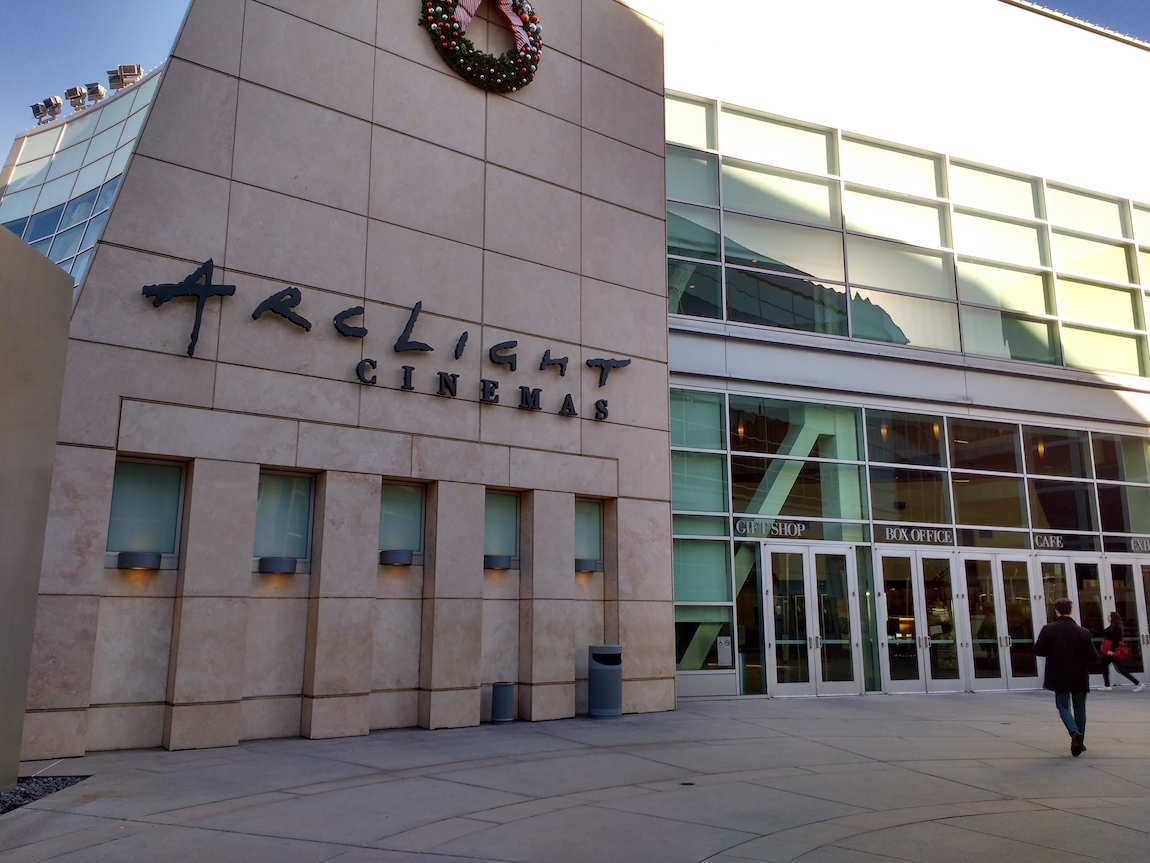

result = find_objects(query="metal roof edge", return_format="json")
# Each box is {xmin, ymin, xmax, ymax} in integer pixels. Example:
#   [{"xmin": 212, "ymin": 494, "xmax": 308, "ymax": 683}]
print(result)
[{"xmin": 997, "ymin": 0, "xmax": 1150, "ymax": 52}]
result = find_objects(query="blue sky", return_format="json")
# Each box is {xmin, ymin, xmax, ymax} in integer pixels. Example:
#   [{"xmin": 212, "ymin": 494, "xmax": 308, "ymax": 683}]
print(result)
[{"xmin": 1, "ymin": 0, "xmax": 1150, "ymax": 155}]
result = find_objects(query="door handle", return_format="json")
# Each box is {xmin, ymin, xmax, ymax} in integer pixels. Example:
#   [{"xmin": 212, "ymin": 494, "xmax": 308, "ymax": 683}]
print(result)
[
  {"xmin": 817, "ymin": 636, "xmax": 823, "ymax": 649},
  {"xmin": 1006, "ymin": 636, "xmax": 1012, "ymax": 647}
]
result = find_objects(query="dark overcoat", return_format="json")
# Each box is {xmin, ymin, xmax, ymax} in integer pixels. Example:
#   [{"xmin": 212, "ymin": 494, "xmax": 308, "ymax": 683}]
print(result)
[{"xmin": 1034, "ymin": 615, "xmax": 1098, "ymax": 693}]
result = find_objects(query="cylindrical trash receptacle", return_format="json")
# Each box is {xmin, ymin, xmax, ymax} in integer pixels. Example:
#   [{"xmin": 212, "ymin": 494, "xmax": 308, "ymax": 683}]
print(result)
[
  {"xmin": 587, "ymin": 644, "xmax": 622, "ymax": 718},
  {"xmin": 491, "ymin": 682, "xmax": 514, "ymax": 723}
]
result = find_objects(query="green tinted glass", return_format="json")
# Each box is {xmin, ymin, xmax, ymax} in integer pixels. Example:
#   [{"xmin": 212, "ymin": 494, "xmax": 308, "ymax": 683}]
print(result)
[
  {"xmin": 379, "ymin": 484, "xmax": 423, "ymax": 552},
  {"xmin": 673, "ymin": 540, "xmax": 732, "ymax": 602},
  {"xmin": 254, "ymin": 473, "xmax": 312, "ymax": 559},
  {"xmin": 672, "ymin": 452, "xmax": 728, "ymax": 512},
  {"xmin": 671, "ymin": 389, "xmax": 725, "ymax": 449},
  {"xmin": 106, "ymin": 461, "xmax": 182, "ymax": 554}
]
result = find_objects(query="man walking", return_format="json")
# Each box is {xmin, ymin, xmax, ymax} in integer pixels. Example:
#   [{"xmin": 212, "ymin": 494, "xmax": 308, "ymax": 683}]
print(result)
[{"xmin": 1034, "ymin": 598, "xmax": 1099, "ymax": 757}]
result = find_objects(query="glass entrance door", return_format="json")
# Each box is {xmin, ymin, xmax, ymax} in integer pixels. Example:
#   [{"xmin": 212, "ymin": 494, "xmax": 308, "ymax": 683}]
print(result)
[
  {"xmin": 1103, "ymin": 559, "xmax": 1149, "ymax": 675},
  {"xmin": 957, "ymin": 555, "xmax": 1041, "ymax": 690},
  {"xmin": 875, "ymin": 549, "xmax": 964, "ymax": 693},
  {"xmin": 765, "ymin": 546, "xmax": 863, "ymax": 695}
]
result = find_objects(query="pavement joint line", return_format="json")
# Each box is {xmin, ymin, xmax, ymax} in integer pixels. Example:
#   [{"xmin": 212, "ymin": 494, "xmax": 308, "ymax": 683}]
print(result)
[{"xmin": 942, "ymin": 816, "xmax": 1123, "ymax": 863}]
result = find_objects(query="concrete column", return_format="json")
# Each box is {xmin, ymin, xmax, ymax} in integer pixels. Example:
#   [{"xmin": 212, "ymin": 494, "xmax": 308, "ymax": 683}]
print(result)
[
  {"xmin": 418, "ymin": 481, "xmax": 485, "ymax": 729},
  {"xmin": 302, "ymin": 471, "xmax": 380, "ymax": 739},
  {"xmin": 163, "ymin": 459, "xmax": 258, "ymax": 750},
  {"xmin": 518, "ymin": 491, "xmax": 576, "ymax": 721}
]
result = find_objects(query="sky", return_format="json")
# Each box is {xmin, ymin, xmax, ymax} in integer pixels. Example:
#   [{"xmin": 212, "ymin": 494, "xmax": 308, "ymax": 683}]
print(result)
[{"xmin": 1, "ymin": 0, "xmax": 1150, "ymax": 154}]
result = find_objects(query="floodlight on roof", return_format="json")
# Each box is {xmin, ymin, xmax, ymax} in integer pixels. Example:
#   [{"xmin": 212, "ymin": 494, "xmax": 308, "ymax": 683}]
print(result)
[
  {"xmin": 65, "ymin": 86, "xmax": 87, "ymax": 109},
  {"xmin": 85, "ymin": 82, "xmax": 106, "ymax": 103},
  {"xmin": 107, "ymin": 69, "xmax": 125, "ymax": 90},
  {"xmin": 30, "ymin": 102, "xmax": 48, "ymax": 123},
  {"xmin": 42, "ymin": 96, "xmax": 63, "ymax": 118},
  {"xmin": 108, "ymin": 63, "xmax": 143, "ymax": 90}
]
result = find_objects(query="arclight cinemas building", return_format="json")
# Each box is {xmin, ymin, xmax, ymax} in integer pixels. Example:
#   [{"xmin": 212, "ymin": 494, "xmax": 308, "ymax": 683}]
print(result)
[{"xmin": 4, "ymin": 0, "xmax": 1150, "ymax": 760}]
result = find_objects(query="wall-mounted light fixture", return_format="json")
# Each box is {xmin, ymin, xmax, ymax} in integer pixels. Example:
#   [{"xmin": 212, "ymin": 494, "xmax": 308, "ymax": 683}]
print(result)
[
  {"xmin": 575, "ymin": 559, "xmax": 598, "ymax": 573},
  {"xmin": 117, "ymin": 551, "xmax": 162, "ymax": 570},
  {"xmin": 379, "ymin": 549, "xmax": 414, "ymax": 566},
  {"xmin": 483, "ymin": 555, "xmax": 512, "ymax": 570},
  {"xmin": 258, "ymin": 557, "xmax": 297, "ymax": 574}
]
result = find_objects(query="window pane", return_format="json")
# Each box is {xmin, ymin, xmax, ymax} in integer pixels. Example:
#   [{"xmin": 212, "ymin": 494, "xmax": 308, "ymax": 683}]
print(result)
[
  {"xmin": 24, "ymin": 204, "xmax": 65, "ymax": 242},
  {"xmin": 673, "ymin": 515, "xmax": 729, "ymax": 536},
  {"xmin": 94, "ymin": 93, "xmax": 135, "ymax": 133},
  {"xmin": 673, "ymin": 540, "xmax": 731, "ymax": 602},
  {"xmin": 722, "ymin": 159, "xmax": 840, "ymax": 228},
  {"xmin": 729, "ymin": 397, "xmax": 862, "ymax": 459},
  {"xmin": 16, "ymin": 128, "xmax": 61, "ymax": 163},
  {"xmin": 667, "ymin": 202, "xmax": 719, "ymax": 260},
  {"xmin": 952, "ymin": 211, "xmax": 1047, "ymax": 267},
  {"xmin": 35, "ymin": 174, "xmax": 77, "ymax": 213},
  {"xmin": 866, "ymin": 410, "xmax": 944, "ymax": 467},
  {"xmin": 671, "ymin": 389, "xmax": 725, "ymax": 449},
  {"xmin": 869, "ymin": 467, "xmax": 950, "ymax": 523},
  {"xmin": 726, "ymin": 268, "xmax": 847, "ymax": 335},
  {"xmin": 949, "ymin": 419, "xmax": 1021, "ymax": 473},
  {"xmin": 3, "ymin": 218, "xmax": 28, "ymax": 238},
  {"xmin": 84, "ymin": 123, "xmax": 124, "ymax": 166},
  {"xmin": 58, "ymin": 110, "xmax": 99, "ymax": 149},
  {"xmin": 4, "ymin": 156, "xmax": 51, "ymax": 193},
  {"xmin": 847, "ymin": 235, "xmax": 955, "ymax": 299},
  {"xmin": 948, "ymin": 162, "xmax": 1041, "ymax": 220},
  {"xmin": 0, "ymin": 188, "xmax": 40, "ymax": 222},
  {"xmin": 73, "ymin": 154, "xmax": 112, "ymax": 197},
  {"xmin": 254, "ymin": 473, "xmax": 312, "ymax": 559},
  {"xmin": 106, "ymin": 462, "xmax": 182, "ymax": 554},
  {"xmin": 667, "ymin": 145, "xmax": 719, "ymax": 206},
  {"xmin": 484, "ymin": 492, "xmax": 518, "ymax": 557},
  {"xmin": 841, "ymin": 138, "xmax": 941, "ymax": 198},
  {"xmin": 668, "ymin": 259, "xmax": 722, "ymax": 319},
  {"xmin": 724, "ymin": 214, "xmax": 843, "ymax": 281},
  {"xmin": 71, "ymin": 248, "xmax": 94, "ymax": 284},
  {"xmin": 1061, "ymin": 326, "xmax": 1144, "ymax": 376},
  {"xmin": 575, "ymin": 499, "xmax": 602, "ymax": 560},
  {"xmin": 1029, "ymin": 479, "xmax": 1096, "ymax": 532},
  {"xmin": 46, "ymin": 144, "xmax": 86, "ymax": 181},
  {"xmin": 732, "ymin": 457, "xmax": 866, "ymax": 519},
  {"xmin": 957, "ymin": 261, "xmax": 1051, "ymax": 314},
  {"xmin": 960, "ymin": 307, "xmax": 1060, "ymax": 365},
  {"xmin": 1092, "ymin": 434, "xmax": 1150, "ymax": 483},
  {"xmin": 1046, "ymin": 186, "xmax": 1126, "ymax": 238},
  {"xmin": 1024, "ymin": 427, "xmax": 1091, "ymax": 478},
  {"xmin": 80, "ymin": 210, "xmax": 108, "ymax": 251},
  {"xmin": 672, "ymin": 452, "xmax": 728, "ymax": 512},
  {"xmin": 49, "ymin": 223, "xmax": 85, "ymax": 263},
  {"xmin": 1052, "ymin": 231, "xmax": 1132, "ymax": 283},
  {"xmin": 951, "ymin": 474, "xmax": 1026, "ymax": 527},
  {"xmin": 1140, "ymin": 250, "xmax": 1150, "ymax": 285},
  {"xmin": 850, "ymin": 289, "xmax": 960, "ymax": 351},
  {"xmin": 844, "ymin": 188, "xmax": 947, "ymax": 248},
  {"xmin": 1098, "ymin": 485, "xmax": 1150, "ymax": 535},
  {"xmin": 95, "ymin": 175, "xmax": 120, "ymax": 212},
  {"xmin": 59, "ymin": 188, "xmax": 99, "ymax": 232},
  {"xmin": 379, "ymin": 484, "xmax": 423, "ymax": 552},
  {"xmin": 666, "ymin": 93, "xmax": 715, "ymax": 150},
  {"xmin": 1134, "ymin": 206, "xmax": 1150, "ymax": 245},
  {"xmin": 675, "ymin": 604, "xmax": 733, "ymax": 670},
  {"xmin": 720, "ymin": 108, "xmax": 833, "ymax": 176}
]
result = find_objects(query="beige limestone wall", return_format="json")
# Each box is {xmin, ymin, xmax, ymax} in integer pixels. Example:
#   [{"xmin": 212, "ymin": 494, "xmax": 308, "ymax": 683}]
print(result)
[{"xmin": 23, "ymin": 0, "xmax": 673, "ymax": 758}]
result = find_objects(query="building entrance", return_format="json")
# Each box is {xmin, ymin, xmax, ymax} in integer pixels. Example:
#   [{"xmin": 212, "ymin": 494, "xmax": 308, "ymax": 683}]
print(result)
[{"xmin": 957, "ymin": 554, "xmax": 1041, "ymax": 690}]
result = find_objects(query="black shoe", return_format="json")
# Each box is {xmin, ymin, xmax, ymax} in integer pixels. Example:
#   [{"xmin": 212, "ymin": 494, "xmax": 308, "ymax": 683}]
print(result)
[{"xmin": 1071, "ymin": 731, "xmax": 1085, "ymax": 756}]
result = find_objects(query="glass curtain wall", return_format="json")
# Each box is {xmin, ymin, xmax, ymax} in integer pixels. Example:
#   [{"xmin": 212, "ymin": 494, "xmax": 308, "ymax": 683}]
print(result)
[{"xmin": 666, "ymin": 91, "xmax": 1150, "ymax": 377}]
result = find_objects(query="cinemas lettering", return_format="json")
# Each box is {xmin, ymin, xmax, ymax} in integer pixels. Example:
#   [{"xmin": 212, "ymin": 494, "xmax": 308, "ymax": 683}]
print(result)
[{"xmin": 142, "ymin": 261, "xmax": 630, "ymax": 420}]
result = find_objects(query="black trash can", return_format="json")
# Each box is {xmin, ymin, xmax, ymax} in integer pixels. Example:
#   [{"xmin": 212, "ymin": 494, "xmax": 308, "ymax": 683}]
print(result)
[
  {"xmin": 587, "ymin": 644, "xmax": 622, "ymax": 718},
  {"xmin": 491, "ymin": 681, "xmax": 514, "ymax": 723}
]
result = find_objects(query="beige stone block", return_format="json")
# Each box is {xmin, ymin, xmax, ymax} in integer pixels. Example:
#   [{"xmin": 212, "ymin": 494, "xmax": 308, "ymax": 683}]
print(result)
[
  {"xmin": 312, "ymin": 472, "xmax": 381, "ymax": 598},
  {"xmin": 504, "ymin": 47, "xmax": 580, "ymax": 127},
  {"xmin": 580, "ymin": 350, "xmax": 669, "ymax": 433},
  {"xmin": 582, "ymin": 279, "xmax": 667, "ymax": 362},
  {"xmin": 520, "ymin": 599, "xmax": 577, "ymax": 683},
  {"xmin": 537, "ymin": 0, "xmax": 581, "ymax": 58},
  {"xmin": 240, "ymin": 696, "xmax": 301, "ymax": 740},
  {"xmin": 623, "ymin": 677, "xmax": 675, "ymax": 714},
  {"xmin": 509, "ymin": 449, "xmax": 617, "ymax": 497},
  {"xmin": 301, "ymin": 694, "xmax": 369, "ymax": 739},
  {"xmin": 296, "ymin": 423, "xmax": 412, "ymax": 477},
  {"xmin": 370, "ymin": 127, "xmax": 485, "ymax": 246},
  {"xmin": 360, "ymin": 386, "xmax": 480, "ymax": 443},
  {"xmin": 413, "ymin": 439, "xmax": 509, "ymax": 486},
  {"xmin": 581, "ymin": 196, "xmax": 666, "ymax": 296},
  {"xmin": 119, "ymin": 401, "xmax": 298, "ymax": 465},
  {"xmin": 482, "ymin": 569, "xmax": 520, "ymax": 601},
  {"xmin": 243, "ymin": 598, "xmax": 307, "ymax": 698},
  {"xmin": 482, "ymin": 253, "xmax": 581, "ymax": 344},
  {"xmin": 259, "ymin": 0, "xmax": 376, "ymax": 38},
  {"xmin": 618, "ymin": 600, "xmax": 676, "ymax": 680},
  {"xmin": 366, "ymin": 220, "xmax": 483, "ymax": 319},
  {"xmin": 423, "ymin": 482, "xmax": 486, "ymax": 601},
  {"xmin": 419, "ymin": 598, "xmax": 482, "ymax": 689},
  {"xmin": 168, "ymin": 597, "xmax": 249, "ymax": 704},
  {"xmin": 616, "ymin": 498, "xmax": 673, "ymax": 602},
  {"xmin": 25, "ymin": 595, "xmax": 99, "ymax": 711},
  {"xmin": 582, "ymin": 423, "xmax": 670, "ymax": 501},
  {"xmin": 101, "ymin": 569, "xmax": 179, "ymax": 599},
  {"xmin": 71, "ymin": 246, "xmax": 223, "ymax": 360},
  {"xmin": 518, "ymin": 682, "xmax": 574, "ymax": 721},
  {"xmin": 215, "ymin": 364, "xmax": 360, "ymax": 426},
  {"xmin": 571, "ymin": 600, "xmax": 606, "ymax": 676},
  {"xmin": 304, "ymin": 598, "xmax": 374, "ymax": 696},
  {"xmin": 521, "ymin": 491, "xmax": 575, "ymax": 600},
  {"xmin": 57, "ymin": 340, "xmax": 215, "ymax": 449},
  {"xmin": 574, "ymin": 571, "xmax": 604, "ymax": 602},
  {"xmin": 479, "ymin": 401, "xmax": 582, "ymax": 455},
  {"xmin": 374, "ymin": 50, "xmax": 486, "ymax": 158},
  {"xmin": 481, "ymin": 598, "xmax": 519, "ymax": 684},
  {"xmin": 233, "ymin": 84, "xmax": 372, "ymax": 214},
  {"xmin": 581, "ymin": 0, "xmax": 663, "ymax": 93},
  {"xmin": 418, "ymin": 687, "xmax": 480, "ymax": 730},
  {"xmin": 240, "ymin": 2, "xmax": 375, "ymax": 120},
  {"xmin": 487, "ymin": 98, "xmax": 581, "ymax": 191},
  {"xmin": 102, "ymin": 156, "xmax": 230, "ymax": 263},
  {"xmin": 370, "ymin": 689, "xmax": 419, "ymax": 729},
  {"xmin": 135, "ymin": 59, "xmax": 236, "ymax": 178},
  {"xmin": 19, "ymin": 710, "xmax": 87, "ymax": 761},
  {"xmin": 377, "ymin": 565, "xmax": 424, "ymax": 600},
  {"xmin": 173, "ymin": 0, "xmax": 244, "ymax": 76},
  {"xmin": 374, "ymin": 599, "xmax": 422, "ymax": 690},
  {"xmin": 86, "ymin": 705, "xmax": 164, "ymax": 751},
  {"xmin": 38, "ymin": 446, "xmax": 115, "ymax": 596},
  {"xmin": 376, "ymin": 0, "xmax": 444, "ymax": 71},
  {"xmin": 89, "ymin": 597, "xmax": 174, "ymax": 705},
  {"xmin": 361, "ymin": 300, "xmax": 483, "ymax": 397},
  {"xmin": 250, "ymin": 571, "xmax": 310, "ymax": 600},
  {"xmin": 484, "ymin": 166, "xmax": 582, "ymax": 274},
  {"xmin": 581, "ymin": 130, "xmax": 665, "ymax": 220},
  {"xmin": 179, "ymin": 460, "xmax": 260, "ymax": 598},
  {"xmin": 164, "ymin": 701, "xmax": 241, "ymax": 750},
  {"xmin": 581, "ymin": 65, "xmax": 665, "ymax": 155},
  {"xmin": 226, "ymin": 183, "xmax": 368, "ymax": 296}
]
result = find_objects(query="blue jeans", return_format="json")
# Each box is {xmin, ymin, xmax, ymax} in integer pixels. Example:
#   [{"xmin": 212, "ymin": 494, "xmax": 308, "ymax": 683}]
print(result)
[{"xmin": 1054, "ymin": 691, "xmax": 1087, "ymax": 739}]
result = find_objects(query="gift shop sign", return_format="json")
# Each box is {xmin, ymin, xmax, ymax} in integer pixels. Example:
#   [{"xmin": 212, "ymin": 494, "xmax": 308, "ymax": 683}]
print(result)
[{"xmin": 142, "ymin": 260, "xmax": 630, "ymax": 420}]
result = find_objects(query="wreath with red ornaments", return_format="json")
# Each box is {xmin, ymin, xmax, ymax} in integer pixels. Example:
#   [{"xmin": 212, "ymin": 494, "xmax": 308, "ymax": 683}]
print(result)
[{"xmin": 419, "ymin": 0, "xmax": 543, "ymax": 93}]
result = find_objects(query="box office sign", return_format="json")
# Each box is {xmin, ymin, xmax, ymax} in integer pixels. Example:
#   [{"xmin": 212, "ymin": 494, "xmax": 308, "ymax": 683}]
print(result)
[
  {"xmin": 876, "ymin": 525, "xmax": 954, "ymax": 546},
  {"xmin": 141, "ymin": 260, "xmax": 630, "ymax": 420}
]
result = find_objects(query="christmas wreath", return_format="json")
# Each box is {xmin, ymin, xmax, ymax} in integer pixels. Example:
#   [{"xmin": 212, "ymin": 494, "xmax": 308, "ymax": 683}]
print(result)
[{"xmin": 419, "ymin": 0, "xmax": 542, "ymax": 93}]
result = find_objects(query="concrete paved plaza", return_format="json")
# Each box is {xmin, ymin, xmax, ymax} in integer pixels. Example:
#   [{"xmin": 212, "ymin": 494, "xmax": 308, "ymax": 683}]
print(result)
[{"xmin": 2, "ymin": 691, "xmax": 1149, "ymax": 863}]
